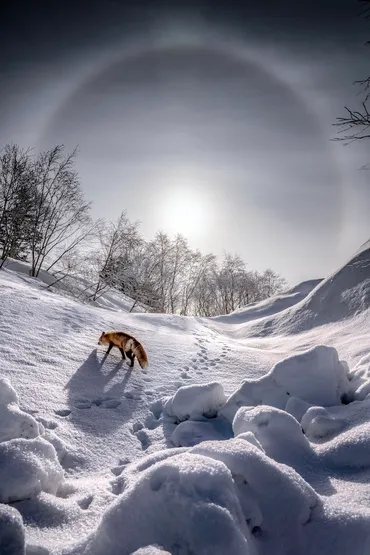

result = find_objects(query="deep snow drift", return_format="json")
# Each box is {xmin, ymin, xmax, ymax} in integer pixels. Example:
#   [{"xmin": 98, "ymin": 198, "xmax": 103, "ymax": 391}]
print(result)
[
  {"xmin": 1, "ymin": 241, "xmax": 370, "ymax": 554},
  {"xmin": 211, "ymin": 240, "xmax": 370, "ymax": 338}
]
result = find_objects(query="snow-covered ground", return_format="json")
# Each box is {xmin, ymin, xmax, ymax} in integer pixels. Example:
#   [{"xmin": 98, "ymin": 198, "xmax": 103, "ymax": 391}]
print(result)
[{"xmin": 1, "ymin": 241, "xmax": 370, "ymax": 554}]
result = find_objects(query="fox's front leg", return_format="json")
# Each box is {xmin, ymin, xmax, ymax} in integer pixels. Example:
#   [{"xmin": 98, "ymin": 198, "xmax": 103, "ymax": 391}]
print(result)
[
  {"xmin": 106, "ymin": 343, "xmax": 114, "ymax": 355},
  {"xmin": 119, "ymin": 348, "xmax": 126, "ymax": 360}
]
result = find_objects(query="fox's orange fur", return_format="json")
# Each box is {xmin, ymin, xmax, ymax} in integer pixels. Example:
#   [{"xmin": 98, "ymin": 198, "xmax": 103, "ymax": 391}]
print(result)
[{"xmin": 98, "ymin": 331, "xmax": 148, "ymax": 369}]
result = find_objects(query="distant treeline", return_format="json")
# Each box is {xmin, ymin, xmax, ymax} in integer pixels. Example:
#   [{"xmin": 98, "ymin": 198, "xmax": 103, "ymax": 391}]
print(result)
[{"xmin": 0, "ymin": 144, "xmax": 287, "ymax": 315}]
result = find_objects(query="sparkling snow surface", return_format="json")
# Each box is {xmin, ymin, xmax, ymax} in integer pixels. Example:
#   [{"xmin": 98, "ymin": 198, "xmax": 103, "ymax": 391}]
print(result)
[{"xmin": 1, "ymin": 242, "xmax": 370, "ymax": 554}]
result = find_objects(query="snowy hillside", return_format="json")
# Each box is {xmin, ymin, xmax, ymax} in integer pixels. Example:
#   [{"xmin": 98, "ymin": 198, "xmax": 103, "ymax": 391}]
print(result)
[
  {"xmin": 213, "ymin": 278, "xmax": 322, "ymax": 324},
  {"xmin": 237, "ymin": 240, "xmax": 370, "ymax": 337},
  {"xmin": 1, "ymin": 243, "xmax": 370, "ymax": 554}
]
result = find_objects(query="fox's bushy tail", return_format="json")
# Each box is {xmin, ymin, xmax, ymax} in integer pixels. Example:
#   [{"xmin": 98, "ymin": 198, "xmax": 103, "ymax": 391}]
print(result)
[{"xmin": 132, "ymin": 341, "xmax": 148, "ymax": 369}]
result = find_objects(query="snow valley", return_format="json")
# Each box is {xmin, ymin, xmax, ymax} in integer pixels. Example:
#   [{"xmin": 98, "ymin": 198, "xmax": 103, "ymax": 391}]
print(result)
[{"xmin": 2, "ymin": 240, "xmax": 370, "ymax": 554}]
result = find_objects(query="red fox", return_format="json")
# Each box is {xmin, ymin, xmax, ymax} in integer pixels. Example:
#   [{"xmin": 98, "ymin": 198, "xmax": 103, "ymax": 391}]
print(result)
[{"xmin": 98, "ymin": 331, "xmax": 148, "ymax": 369}]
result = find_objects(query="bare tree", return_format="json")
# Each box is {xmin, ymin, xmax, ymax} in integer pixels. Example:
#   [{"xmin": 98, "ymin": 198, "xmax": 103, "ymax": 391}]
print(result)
[
  {"xmin": 0, "ymin": 144, "xmax": 34, "ymax": 267},
  {"xmin": 334, "ymin": 1, "xmax": 370, "ymax": 144},
  {"xmin": 28, "ymin": 145, "xmax": 91, "ymax": 277},
  {"xmin": 88, "ymin": 211, "xmax": 141, "ymax": 301},
  {"xmin": 216, "ymin": 253, "xmax": 246, "ymax": 314},
  {"xmin": 167, "ymin": 234, "xmax": 191, "ymax": 313},
  {"xmin": 141, "ymin": 232, "xmax": 174, "ymax": 312},
  {"xmin": 180, "ymin": 252, "xmax": 216, "ymax": 316}
]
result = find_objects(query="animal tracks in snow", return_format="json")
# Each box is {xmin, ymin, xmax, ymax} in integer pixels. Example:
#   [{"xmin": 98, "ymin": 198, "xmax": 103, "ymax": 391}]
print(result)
[
  {"xmin": 76, "ymin": 494, "xmax": 94, "ymax": 510},
  {"xmin": 130, "ymin": 401, "xmax": 164, "ymax": 451},
  {"xmin": 173, "ymin": 330, "xmax": 231, "ymax": 384},
  {"xmin": 54, "ymin": 409, "xmax": 71, "ymax": 417},
  {"xmin": 73, "ymin": 398, "xmax": 122, "ymax": 410},
  {"xmin": 55, "ymin": 396, "xmax": 125, "ymax": 415}
]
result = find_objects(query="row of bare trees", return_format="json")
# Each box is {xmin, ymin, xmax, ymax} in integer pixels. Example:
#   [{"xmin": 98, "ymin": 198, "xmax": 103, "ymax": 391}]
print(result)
[
  {"xmin": 73, "ymin": 212, "xmax": 287, "ymax": 316},
  {"xmin": 0, "ymin": 143, "xmax": 287, "ymax": 315},
  {"xmin": 0, "ymin": 144, "xmax": 95, "ymax": 276}
]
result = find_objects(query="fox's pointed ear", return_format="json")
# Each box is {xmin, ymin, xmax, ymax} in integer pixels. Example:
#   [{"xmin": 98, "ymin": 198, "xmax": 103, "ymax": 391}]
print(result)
[{"xmin": 101, "ymin": 331, "xmax": 105, "ymax": 335}]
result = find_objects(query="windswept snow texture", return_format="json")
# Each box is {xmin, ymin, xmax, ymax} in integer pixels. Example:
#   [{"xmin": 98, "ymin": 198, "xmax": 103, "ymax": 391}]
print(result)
[{"xmin": 2, "ymin": 240, "xmax": 370, "ymax": 554}]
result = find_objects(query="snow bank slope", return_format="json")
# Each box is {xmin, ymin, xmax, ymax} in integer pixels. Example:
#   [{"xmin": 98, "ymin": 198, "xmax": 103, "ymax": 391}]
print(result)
[
  {"xmin": 213, "ymin": 278, "xmax": 322, "ymax": 324},
  {"xmin": 235, "ymin": 241, "xmax": 370, "ymax": 336},
  {"xmin": 1, "ymin": 240, "xmax": 370, "ymax": 554}
]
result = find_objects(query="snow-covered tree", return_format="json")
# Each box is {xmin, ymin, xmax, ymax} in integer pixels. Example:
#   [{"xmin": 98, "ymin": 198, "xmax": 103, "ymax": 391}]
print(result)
[
  {"xmin": 0, "ymin": 145, "xmax": 34, "ymax": 266},
  {"xmin": 28, "ymin": 145, "xmax": 91, "ymax": 277}
]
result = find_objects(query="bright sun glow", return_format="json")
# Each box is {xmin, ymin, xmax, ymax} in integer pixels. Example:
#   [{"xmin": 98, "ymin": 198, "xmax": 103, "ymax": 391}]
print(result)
[{"xmin": 161, "ymin": 189, "xmax": 207, "ymax": 239}]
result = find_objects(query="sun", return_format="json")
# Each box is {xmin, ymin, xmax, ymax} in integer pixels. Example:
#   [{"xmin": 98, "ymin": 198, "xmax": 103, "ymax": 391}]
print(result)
[{"xmin": 160, "ymin": 189, "xmax": 207, "ymax": 239}]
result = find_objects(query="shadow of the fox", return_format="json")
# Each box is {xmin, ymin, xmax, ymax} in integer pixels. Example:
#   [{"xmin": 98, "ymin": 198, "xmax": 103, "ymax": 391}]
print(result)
[{"xmin": 64, "ymin": 349, "xmax": 142, "ymax": 434}]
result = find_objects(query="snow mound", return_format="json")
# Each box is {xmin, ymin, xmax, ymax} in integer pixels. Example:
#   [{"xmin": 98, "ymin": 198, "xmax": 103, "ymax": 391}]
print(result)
[
  {"xmin": 0, "ymin": 504, "xmax": 25, "ymax": 555},
  {"xmin": 130, "ymin": 547, "xmax": 171, "ymax": 555},
  {"xmin": 0, "ymin": 437, "xmax": 64, "ymax": 503},
  {"xmin": 231, "ymin": 403, "xmax": 370, "ymax": 480},
  {"xmin": 220, "ymin": 345, "xmax": 350, "ymax": 422},
  {"xmin": 164, "ymin": 382, "xmax": 227, "ymax": 422},
  {"xmin": 246, "ymin": 240, "xmax": 370, "ymax": 335},
  {"xmin": 0, "ymin": 377, "xmax": 68, "ymax": 504},
  {"xmin": 192, "ymin": 438, "xmax": 318, "ymax": 550},
  {"xmin": 0, "ymin": 403, "xmax": 41, "ymax": 443},
  {"xmin": 67, "ymin": 451, "xmax": 250, "ymax": 555},
  {"xmin": 66, "ymin": 433, "xmax": 370, "ymax": 555},
  {"xmin": 301, "ymin": 406, "xmax": 345, "ymax": 440},
  {"xmin": 346, "ymin": 352, "xmax": 370, "ymax": 401},
  {"xmin": 0, "ymin": 376, "xmax": 42, "ymax": 443},
  {"xmin": 232, "ymin": 406, "xmax": 312, "ymax": 465},
  {"xmin": 300, "ymin": 396, "xmax": 370, "ymax": 451}
]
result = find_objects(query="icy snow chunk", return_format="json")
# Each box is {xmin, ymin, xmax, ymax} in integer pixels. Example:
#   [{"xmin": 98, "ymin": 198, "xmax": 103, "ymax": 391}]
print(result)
[
  {"xmin": 0, "ymin": 377, "xmax": 18, "ymax": 405},
  {"xmin": 69, "ymin": 451, "xmax": 250, "ymax": 555},
  {"xmin": 0, "ymin": 504, "xmax": 25, "ymax": 555},
  {"xmin": 164, "ymin": 382, "xmax": 226, "ymax": 421},
  {"xmin": 0, "ymin": 402, "xmax": 40, "ymax": 443},
  {"xmin": 0, "ymin": 437, "xmax": 64, "ymax": 503},
  {"xmin": 220, "ymin": 345, "xmax": 350, "ymax": 422}
]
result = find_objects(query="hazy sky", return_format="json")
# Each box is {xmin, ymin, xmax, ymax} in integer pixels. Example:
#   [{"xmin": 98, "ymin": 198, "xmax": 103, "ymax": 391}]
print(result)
[{"xmin": 1, "ymin": 0, "xmax": 370, "ymax": 285}]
